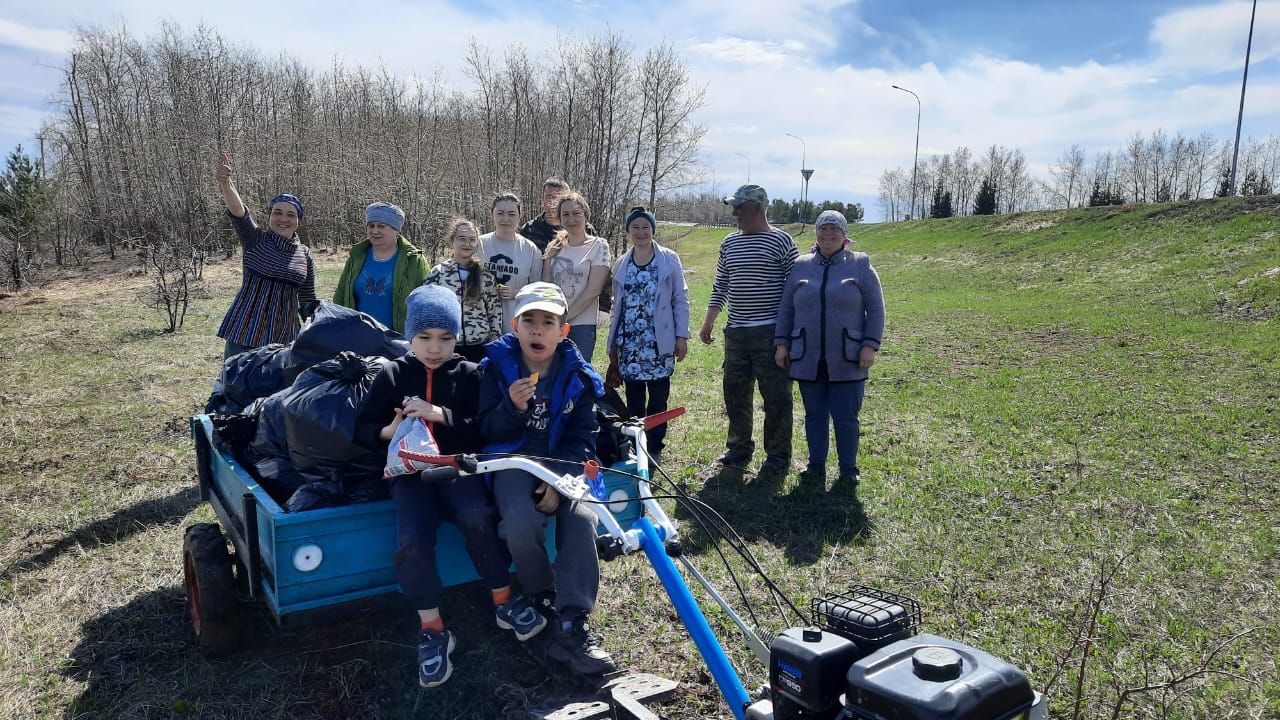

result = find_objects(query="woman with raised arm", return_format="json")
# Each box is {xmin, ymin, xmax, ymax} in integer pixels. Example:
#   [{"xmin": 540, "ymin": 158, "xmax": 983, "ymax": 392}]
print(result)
[
  {"xmin": 214, "ymin": 151, "xmax": 317, "ymax": 358},
  {"xmin": 542, "ymin": 192, "xmax": 610, "ymax": 363}
]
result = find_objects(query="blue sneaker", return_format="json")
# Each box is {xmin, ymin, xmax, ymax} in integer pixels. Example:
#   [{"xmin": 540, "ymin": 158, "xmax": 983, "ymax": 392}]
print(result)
[
  {"xmin": 417, "ymin": 629, "xmax": 455, "ymax": 688},
  {"xmin": 495, "ymin": 594, "xmax": 548, "ymax": 641}
]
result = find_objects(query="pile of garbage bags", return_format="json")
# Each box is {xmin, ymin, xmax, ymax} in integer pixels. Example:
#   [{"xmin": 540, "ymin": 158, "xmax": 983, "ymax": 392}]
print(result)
[{"xmin": 207, "ymin": 302, "xmax": 411, "ymax": 511}]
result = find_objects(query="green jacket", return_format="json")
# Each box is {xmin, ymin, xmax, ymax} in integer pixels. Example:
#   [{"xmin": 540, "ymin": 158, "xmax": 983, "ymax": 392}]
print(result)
[{"xmin": 333, "ymin": 235, "xmax": 429, "ymax": 333}]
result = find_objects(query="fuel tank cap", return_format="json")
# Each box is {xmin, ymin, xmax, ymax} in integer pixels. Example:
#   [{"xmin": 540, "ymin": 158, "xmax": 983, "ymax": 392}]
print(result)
[{"xmin": 912, "ymin": 646, "xmax": 963, "ymax": 681}]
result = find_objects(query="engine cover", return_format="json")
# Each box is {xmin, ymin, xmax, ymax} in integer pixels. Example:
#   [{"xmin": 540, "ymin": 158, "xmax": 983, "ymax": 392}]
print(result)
[{"xmin": 843, "ymin": 634, "xmax": 1035, "ymax": 720}]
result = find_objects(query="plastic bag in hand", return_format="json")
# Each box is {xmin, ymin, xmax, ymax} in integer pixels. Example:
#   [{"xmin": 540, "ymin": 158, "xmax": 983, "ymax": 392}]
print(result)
[{"xmin": 384, "ymin": 409, "xmax": 440, "ymax": 479}]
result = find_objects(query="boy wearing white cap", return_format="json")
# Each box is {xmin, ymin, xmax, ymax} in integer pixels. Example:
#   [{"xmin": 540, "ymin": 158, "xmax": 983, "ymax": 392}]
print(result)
[{"xmin": 478, "ymin": 282, "xmax": 615, "ymax": 675}]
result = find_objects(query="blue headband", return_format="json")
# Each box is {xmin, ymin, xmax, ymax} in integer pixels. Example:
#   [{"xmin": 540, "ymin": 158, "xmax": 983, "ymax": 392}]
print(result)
[
  {"xmin": 365, "ymin": 201, "xmax": 406, "ymax": 232},
  {"xmin": 267, "ymin": 194, "xmax": 304, "ymax": 222},
  {"xmin": 625, "ymin": 207, "xmax": 657, "ymax": 231}
]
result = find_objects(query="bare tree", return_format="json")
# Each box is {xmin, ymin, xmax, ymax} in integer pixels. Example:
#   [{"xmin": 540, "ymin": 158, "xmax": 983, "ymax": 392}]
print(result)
[{"xmin": 1050, "ymin": 144, "xmax": 1087, "ymax": 209}]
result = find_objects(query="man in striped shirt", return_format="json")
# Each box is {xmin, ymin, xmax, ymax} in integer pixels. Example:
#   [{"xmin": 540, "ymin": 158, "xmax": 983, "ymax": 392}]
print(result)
[{"xmin": 698, "ymin": 184, "xmax": 798, "ymax": 477}]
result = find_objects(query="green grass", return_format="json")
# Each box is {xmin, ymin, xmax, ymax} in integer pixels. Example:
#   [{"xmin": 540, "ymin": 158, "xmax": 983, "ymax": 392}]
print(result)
[{"xmin": 1, "ymin": 196, "xmax": 1278, "ymax": 719}]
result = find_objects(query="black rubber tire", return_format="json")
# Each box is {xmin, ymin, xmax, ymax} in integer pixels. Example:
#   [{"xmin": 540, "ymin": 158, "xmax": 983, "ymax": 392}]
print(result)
[{"xmin": 182, "ymin": 523, "xmax": 244, "ymax": 657}]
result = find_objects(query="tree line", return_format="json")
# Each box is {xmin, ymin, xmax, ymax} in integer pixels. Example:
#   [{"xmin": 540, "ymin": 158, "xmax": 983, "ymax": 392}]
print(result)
[
  {"xmin": 879, "ymin": 131, "xmax": 1280, "ymax": 221},
  {"xmin": 0, "ymin": 22, "xmax": 708, "ymax": 292}
]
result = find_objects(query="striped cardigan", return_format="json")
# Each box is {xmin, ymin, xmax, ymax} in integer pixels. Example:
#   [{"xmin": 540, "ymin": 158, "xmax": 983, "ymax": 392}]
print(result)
[{"xmin": 216, "ymin": 210, "xmax": 317, "ymax": 347}]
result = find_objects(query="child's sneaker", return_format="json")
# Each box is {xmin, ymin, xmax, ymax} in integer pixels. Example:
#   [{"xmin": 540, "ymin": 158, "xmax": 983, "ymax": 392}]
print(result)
[
  {"xmin": 495, "ymin": 594, "xmax": 548, "ymax": 641},
  {"xmin": 547, "ymin": 613, "xmax": 616, "ymax": 675},
  {"xmin": 417, "ymin": 629, "xmax": 455, "ymax": 688}
]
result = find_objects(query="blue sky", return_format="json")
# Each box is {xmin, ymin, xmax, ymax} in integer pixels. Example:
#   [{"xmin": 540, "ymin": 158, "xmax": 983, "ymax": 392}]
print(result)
[{"xmin": 1, "ymin": 0, "xmax": 1277, "ymax": 220}]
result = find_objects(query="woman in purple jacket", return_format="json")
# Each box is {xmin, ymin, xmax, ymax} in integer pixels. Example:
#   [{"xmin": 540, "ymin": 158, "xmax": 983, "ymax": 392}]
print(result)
[
  {"xmin": 605, "ymin": 206, "xmax": 690, "ymax": 464},
  {"xmin": 774, "ymin": 210, "xmax": 884, "ymax": 487}
]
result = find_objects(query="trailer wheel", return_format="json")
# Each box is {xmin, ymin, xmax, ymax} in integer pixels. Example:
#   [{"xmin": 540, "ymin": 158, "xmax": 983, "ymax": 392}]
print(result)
[{"xmin": 182, "ymin": 523, "xmax": 244, "ymax": 657}]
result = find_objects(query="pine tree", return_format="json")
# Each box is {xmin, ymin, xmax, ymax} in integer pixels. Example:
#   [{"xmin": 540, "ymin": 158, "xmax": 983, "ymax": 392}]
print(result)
[
  {"xmin": 1241, "ymin": 169, "xmax": 1273, "ymax": 196},
  {"xmin": 929, "ymin": 181, "xmax": 953, "ymax": 218},
  {"xmin": 1214, "ymin": 166, "xmax": 1232, "ymax": 197},
  {"xmin": 1, "ymin": 145, "xmax": 49, "ymax": 229},
  {"xmin": 1088, "ymin": 179, "xmax": 1106, "ymax": 207},
  {"xmin": 973, "ymin": 177, "xmax": 998, "ymax": 215}
]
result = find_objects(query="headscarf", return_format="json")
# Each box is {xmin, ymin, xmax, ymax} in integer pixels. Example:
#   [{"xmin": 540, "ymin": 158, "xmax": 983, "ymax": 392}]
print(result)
[{"xmin": 267, "ymin": 194, "xmax": 305, "ymax": 222}]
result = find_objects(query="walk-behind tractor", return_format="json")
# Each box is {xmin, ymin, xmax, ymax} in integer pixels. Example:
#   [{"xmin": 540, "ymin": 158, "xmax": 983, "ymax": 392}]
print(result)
[{"xmin": 187, "ymin": 408, "xmax": 1048, "ymax": 719}]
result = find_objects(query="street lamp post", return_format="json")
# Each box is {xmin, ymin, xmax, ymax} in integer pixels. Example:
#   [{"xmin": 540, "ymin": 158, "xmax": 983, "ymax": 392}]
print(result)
[
  {"xmin": 1228, "ymin": 0, "xmax": 1258, "ymax": 196},
  {"xmin": 734, "ymin": 152, "xmax": 751, "ymax": 182},
  {"xmin": 892, "ymin": 84, "xmax": 921, "ymax": 220},
  {"xmin": 786, "ymin": 133, "xmax": 813, "ymax": 223}
]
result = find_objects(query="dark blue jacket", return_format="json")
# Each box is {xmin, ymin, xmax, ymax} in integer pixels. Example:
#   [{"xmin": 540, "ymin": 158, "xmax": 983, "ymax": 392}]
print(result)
[{"xmin": 478, "ymin": 333, "xmax": 604, "ymax": 468}]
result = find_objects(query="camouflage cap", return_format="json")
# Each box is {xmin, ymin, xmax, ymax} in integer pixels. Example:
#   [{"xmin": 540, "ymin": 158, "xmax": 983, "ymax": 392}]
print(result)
[
  {"xmin": 513, "ymin": 282, "xmax": 568, "ymax": 317},
  {"xmin": 723, "ymin": 184, "xmax": 768, "ymax": 207}
]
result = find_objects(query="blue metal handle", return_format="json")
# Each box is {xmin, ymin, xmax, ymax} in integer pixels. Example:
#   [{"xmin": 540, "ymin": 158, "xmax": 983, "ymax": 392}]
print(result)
[{"xmin": 635, "ymin": 517, "xmax": 751, "ymax": 720}]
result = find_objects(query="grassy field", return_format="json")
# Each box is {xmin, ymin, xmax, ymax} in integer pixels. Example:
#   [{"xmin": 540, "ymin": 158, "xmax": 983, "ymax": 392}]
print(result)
[{"xmin": 1, "ymin": 196, "xmax": 1277, "ymax": 719}]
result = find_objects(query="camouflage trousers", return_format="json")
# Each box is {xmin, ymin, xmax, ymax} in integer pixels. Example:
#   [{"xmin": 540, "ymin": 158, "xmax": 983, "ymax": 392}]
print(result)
[{"xmin": 722, "ymin": 324, "xmax": 793, "ymax": 462}]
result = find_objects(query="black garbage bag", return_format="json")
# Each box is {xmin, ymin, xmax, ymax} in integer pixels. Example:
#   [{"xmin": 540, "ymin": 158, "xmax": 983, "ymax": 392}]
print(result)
[
  {"xmin": 210, "ymin": 396, "xmax": 267, "ymax": 455},
  {"xmin": 284, "ymin": 478, "xmax": 345, "ymax": 512},
  {"xmin": 243, "ymin": 390, "xmax": 303, "ymax": 502},
  {"xmin": 286, "ymin": 301, "xmax": 410, "ymax": 383},
  {"xmin": 206, "ymin": 344, "xmax": 292, "ymax": 415},
  {"xmin": 595, "ymin": 385, "xmax": 632, "ymax": 468},
  {"xmin": 283, "ymin": 352, "xmax": 387, "ymax": 477},
  {"xmin": 283, "ymin": 466, "xmax": 390, "ymax": 513},
  {"xmin": 243, "ymin": 364, "xmax": 328, "ymax": 504}
]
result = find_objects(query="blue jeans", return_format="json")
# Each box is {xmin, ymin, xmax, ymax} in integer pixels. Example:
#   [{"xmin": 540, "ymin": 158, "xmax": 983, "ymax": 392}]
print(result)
[
  {"xmin": 568, "ymin": 324, "xmax": 597, "ymax": 364},
  {"xmin": 797, "ymin": 379, "xmax": 865, "ymax": 473},
  {"xmin": 392, "ymin": 474, "xmax": 511, "ymax": 610}
]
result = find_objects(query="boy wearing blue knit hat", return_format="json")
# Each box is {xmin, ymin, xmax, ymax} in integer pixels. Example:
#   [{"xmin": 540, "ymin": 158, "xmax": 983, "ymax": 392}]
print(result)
[{"xmin": 357, "ymin": 284, "xmax": 546, "ymax": 689}]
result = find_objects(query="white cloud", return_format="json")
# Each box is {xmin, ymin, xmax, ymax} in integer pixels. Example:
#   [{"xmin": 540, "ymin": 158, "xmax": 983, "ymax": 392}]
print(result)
[
  {"xmin": 1, "ymin": 0, "xmax": 1278, "ymax": 221},
  {"xmin": 1150, "ymin": 0, "xmax": 1280, "ymax": 76},
  {"xmin": 688, "ymin": 37, "xmax": 805, "ymax": 67},
  {"xmin": 0, "ymin": 18, "xmax": 74, "ymax": 54}
]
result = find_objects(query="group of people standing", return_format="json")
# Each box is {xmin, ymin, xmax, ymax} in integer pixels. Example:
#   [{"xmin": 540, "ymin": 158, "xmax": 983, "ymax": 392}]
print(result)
[
  {"xmin": 211, "ymin": 155, "xmax": 695, "ymax": 688},
  {"xmin": 210, "ymin": 153, "xmax": 885, "ymax": 690}
]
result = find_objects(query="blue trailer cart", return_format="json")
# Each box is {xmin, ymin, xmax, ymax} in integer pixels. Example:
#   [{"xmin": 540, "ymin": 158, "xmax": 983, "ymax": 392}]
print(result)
[{"xmin": 183, "ymin": 414, "xmax": 645, "ymax": 656}]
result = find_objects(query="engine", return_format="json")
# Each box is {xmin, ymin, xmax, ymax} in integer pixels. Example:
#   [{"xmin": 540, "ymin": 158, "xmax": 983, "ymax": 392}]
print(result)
[{"xmin": 747, "ymin": 587, "xmax": 1047, "ymax": 720}]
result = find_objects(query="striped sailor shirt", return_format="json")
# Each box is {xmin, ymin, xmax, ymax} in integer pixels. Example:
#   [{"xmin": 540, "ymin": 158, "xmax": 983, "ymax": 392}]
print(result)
[
  {"xmin": 216, "ymin": 210, "xmax": 317, "ymax": 347},
  {"xmin": 708, "ymin": 227, "xmax": 798, "ymax": 328}
]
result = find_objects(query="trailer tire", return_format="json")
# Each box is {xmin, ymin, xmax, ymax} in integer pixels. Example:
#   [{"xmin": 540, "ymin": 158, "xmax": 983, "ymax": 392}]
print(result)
[{"xmin": 182, "ymin": 523, "xmax": 244, "ymax": 657}]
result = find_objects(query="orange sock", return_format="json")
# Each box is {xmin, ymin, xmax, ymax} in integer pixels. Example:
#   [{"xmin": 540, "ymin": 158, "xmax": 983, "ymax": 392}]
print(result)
[
  {"xmin": 421, "ymin": 616, "xmax": 444, "ymax": 633},
  {"xmin": 491, "ymin": 587, "xmax": 512, "ymax": 607}
]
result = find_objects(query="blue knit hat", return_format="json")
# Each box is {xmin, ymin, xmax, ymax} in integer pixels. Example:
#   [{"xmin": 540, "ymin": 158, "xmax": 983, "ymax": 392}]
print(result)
[
  {"xmin": 365, "ymin": 202, "xmax": 406, "ymax": 232},
  {"xmin": 625, "ymin": 206, "xmax": 657, "ymax": 232},
  {"xmin": 404, "ymin": 284, "xmax": 461, "ymax": 338},
  {"xmin": 267, "ymin": 194, "xmax": 304, "ymax": 221}
]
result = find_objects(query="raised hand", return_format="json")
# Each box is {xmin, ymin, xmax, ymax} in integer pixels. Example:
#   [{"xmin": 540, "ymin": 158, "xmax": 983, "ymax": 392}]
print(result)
[{"xmin": 215, "ymin": 151, "xmax": 233, "ymax": 185}]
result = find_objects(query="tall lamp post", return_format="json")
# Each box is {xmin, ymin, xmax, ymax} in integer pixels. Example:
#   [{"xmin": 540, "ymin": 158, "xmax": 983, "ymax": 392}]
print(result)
[
  {"xmin": 892, "ymin": 84, "xmax": 921, "ymax": 220},
  {"xmin": 786, "ymin": 133, "xmax": 813, "ymax": 222},
  {"xmin": 1228, "ymin": 0, "xmax": 1258, "ymax": 196},
  {"xmin": 734, "ymin": 152, "xmax": 751, "ymax": 182}
]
